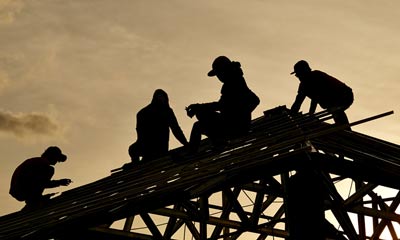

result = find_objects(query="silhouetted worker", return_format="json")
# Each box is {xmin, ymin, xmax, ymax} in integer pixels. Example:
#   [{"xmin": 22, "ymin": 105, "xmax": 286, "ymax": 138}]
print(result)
[
  {"xmin": 186, "ymin": 56, "xmax": 260, "ymax": 151},
  {"xmin": 290, "ymin": 60, "xmax": 354, "ymax": 127},
  {"xmin": 9, "ymin": 146, "xmax": 72, "ymax": 210},
  {"xmin": 128, "ymin": 89, "xmax": 188, "ymax": 164}
]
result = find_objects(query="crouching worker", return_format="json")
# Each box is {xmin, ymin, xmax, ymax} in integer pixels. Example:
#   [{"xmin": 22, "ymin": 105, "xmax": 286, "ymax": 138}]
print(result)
[
  {"xmin": 186, "ymin": 56, "xmax": 260, "ymax": 152},
  {"xmin": 290, "ymin": 60, "xmax": 354, "ymax": 129},
  {"xmin": 9, "ymin": 146, "xmax": 72, "ymax": 210}
]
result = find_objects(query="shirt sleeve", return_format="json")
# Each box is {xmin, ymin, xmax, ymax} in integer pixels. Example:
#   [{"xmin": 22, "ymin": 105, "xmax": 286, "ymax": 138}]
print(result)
[
  {"xmin": 169, "ymin": 108, "xmax": 188, "ymax": 146},
  {"xmin": 290, "ymin": 84, "xmax": 306, "ymax": 112},
  {"xmin": 41, "ymin": 165, "xmax": 56, "ymax": 188}
]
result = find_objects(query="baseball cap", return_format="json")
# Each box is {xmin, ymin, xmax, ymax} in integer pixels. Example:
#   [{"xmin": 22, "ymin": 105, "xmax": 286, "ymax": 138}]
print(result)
[
  {"xmin": 207, "ymin": 56, "xmax": 232, "ymax": 77},
  {"xmin": 42, "ymin": 146, "xmax": 67, "ymax": 162},
  {"xmin": 291, "ymin": 60, "xmax": 311, "ymax": 75}
]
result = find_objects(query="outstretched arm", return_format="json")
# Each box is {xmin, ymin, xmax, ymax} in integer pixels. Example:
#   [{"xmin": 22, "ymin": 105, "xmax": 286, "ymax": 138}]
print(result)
[
  {"xmin": 47, "ymin": 179, "xmax": 72, "ymax": 188},
  {"xmin": 170, "ymin": 110, "xmax": 189, "ymax": 146},
  {"xmin": 290, "ymin": 93, "xmax": 306, "ymax": 113},
  {"xmin": 186, "ymin": 102, "xmax": 220, "ymax": 118},
  {"xmin": 309, "ymin": 100, "xmax": 318, "ymax": 114}
]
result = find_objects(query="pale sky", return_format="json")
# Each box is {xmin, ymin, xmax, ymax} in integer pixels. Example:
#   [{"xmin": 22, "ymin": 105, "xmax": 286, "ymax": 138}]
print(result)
[{"xmin": 1, "ymin": 0, "xmax": 399, "ymax": 229}]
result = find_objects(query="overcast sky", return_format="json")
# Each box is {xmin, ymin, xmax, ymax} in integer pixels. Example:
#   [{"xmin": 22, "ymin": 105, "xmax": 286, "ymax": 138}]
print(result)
[{"xmin": 1, "ymin": 1, "xmax": 399, "ymax": 230}]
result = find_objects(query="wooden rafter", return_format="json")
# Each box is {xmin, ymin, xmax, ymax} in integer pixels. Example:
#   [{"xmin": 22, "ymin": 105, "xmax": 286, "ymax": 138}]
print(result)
[{"xmin": 1, "ymin": 106, "xmax": 399, "ymax": 240}]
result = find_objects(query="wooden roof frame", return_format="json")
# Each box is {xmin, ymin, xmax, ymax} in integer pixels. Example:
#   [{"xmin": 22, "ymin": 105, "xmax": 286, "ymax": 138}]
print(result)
[{"xmin": 1, "ymin": 106, "xmax": 399, "ymax": 240}]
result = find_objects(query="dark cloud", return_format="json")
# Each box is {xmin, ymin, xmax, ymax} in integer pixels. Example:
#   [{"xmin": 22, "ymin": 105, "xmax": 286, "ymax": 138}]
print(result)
[{"xmin": 0, "ymin": 110, "xmax": 60, "ymax": 137}]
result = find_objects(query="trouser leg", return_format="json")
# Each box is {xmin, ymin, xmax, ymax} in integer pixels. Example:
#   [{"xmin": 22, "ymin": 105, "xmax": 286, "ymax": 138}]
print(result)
[
  {"xmin": 189, "ymin": 121, "xmax": 202, "ymax": 152},
  {"xmin": 23, "ymin": 190, "xmax": 46, "ymax": 210},
  {"xmin": 332, "ymin": 110, "xmax": 351, "ymax": 130}
]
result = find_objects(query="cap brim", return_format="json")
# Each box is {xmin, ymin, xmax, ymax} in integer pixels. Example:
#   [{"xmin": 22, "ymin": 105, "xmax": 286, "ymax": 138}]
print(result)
[
  {"xmin": 59, "ymin": 154, "xmax": 67, "ymax": 162},
  {"xmin": 207, "ymin": 69, "xmax": 216, "ymax": 77}
]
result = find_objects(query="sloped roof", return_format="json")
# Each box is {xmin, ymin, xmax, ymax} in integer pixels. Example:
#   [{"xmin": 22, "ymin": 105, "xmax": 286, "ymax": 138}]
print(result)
[{"xmin": 1, "ymin": 106, "xmax": 399, "ymax": 240}]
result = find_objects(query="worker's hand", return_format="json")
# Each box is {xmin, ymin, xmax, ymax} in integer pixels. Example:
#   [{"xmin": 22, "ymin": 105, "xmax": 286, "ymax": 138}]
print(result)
[
  {"xmin": 186, "ymin": 104, "xmax": 200, "ymax": 118},
  {"xmin": 58, "ymin": 178, "xmax": 72, "ymax": 186}
]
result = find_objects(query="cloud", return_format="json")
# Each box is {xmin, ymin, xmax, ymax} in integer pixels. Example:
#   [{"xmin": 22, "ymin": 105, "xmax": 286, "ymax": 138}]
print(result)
[
  {"xmin": 0, "ymin": 69, "xmax": 9, "ymax": 92},
  {"xmin": 0, "ymin": 110, "xmax": 61, "ymax": 138},
  {"xmin": 0, "ymin": 0, "xmax": 24, "ymax": 24}
]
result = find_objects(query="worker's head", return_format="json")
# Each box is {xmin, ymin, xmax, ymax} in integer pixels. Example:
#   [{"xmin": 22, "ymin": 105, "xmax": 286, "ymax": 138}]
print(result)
[
  {"xmin": 291, "ymin": 60, "xmax": 311, "ymax": 78},
  {"xmin": 42, "ymin": 146, "xmax": 67, "ymax": 165},
  {"xmin": 208, "ymin": 56, "xmax": 243, "ymax": 82},
  {"xmin": 152, "ymin": 89, "xmax": 169, "ymax": 107}
]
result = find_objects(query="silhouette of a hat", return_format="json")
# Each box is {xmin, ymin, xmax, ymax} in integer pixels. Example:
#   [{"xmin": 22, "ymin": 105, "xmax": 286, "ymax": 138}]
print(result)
[
  {"xmin": 291, "ymin": 60, "xmax": 311, "ymax": 75},
  {"xmin": 42, "ymin": 146, "xmax": 67, "ymax": 162},
  {"xmin": 208, "ymin": 56, "xmax": 232, "ymax": 77}
]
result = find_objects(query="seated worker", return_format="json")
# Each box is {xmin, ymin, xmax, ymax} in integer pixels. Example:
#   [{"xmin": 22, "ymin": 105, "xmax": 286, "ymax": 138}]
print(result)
[
  {"xmin": 128, "ymin": 89, "xmax": 188, "ymax": 165},
  {"xmin": 186, "ymin": 56, "xmax": 260, "ymax": 152},
  {"xmin": 9, "ymin": 146, "xmax": 72, "ymax": 210},
  {"xmin": 290, "ymin": 60, "xmax": 354, "ymax": 128}
]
